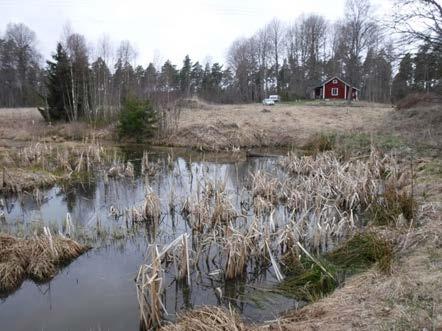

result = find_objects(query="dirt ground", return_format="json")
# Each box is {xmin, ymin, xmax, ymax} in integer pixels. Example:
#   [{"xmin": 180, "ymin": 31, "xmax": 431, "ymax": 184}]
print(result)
[{"xmin": 164, "ymin": 101, "xmax": 393, "ymax": 151}]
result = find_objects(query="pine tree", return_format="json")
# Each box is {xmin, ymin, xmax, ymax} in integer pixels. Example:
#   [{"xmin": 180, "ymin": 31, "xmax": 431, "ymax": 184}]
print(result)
[{"xmin": 414, "ymin": 43, "xmax": 442, "ymax": 93}]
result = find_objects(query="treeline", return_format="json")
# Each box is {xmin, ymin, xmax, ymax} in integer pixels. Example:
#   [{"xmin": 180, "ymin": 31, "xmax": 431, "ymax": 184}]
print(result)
[
  {"xmin": 0, "ymin": 0, "xmax": 440, "ymax": 121},
  {"xmin": 41, "ymin": 36, "xmax": 235, "ymax": 122},
  {"xmin": 227, "ymin": 0, "xmax": 395, "ymax": 103},
  {"xmin": 0, "ymin": 23, "xmax": 44, "ymax": 107},
  {"xmin": 392, "ymin": 43, "xmax": 442, "ymax": 101}
]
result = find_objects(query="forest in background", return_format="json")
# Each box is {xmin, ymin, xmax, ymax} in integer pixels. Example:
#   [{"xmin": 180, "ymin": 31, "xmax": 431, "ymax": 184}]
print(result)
[{"xmin": 0, "ymin": 0, "xmax": 440, "ymax": 122}]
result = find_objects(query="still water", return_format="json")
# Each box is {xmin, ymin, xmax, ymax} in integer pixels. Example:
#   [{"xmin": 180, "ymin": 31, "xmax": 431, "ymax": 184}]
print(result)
[{"xmin": 0, "ymin": 147, "xmax": 298, "ymax": 330}]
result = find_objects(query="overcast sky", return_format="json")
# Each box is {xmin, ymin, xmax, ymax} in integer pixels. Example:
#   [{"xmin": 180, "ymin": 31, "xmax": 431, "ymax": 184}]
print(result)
[{"xmin": 1, "ymin": 0, "xmax": 390, "ymax": 66}]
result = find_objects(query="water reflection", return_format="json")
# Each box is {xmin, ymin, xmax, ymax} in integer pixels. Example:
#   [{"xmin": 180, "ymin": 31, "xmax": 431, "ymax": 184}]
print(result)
[{"xmin": 0, "ymin": 147, "xmax": 296, "ymax": 331}]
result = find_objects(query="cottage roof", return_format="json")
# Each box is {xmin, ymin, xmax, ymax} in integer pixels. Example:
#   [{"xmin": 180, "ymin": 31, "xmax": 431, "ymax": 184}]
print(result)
[{"xmin": 315, "ymin": 76, "xmax": 361, "ymax": 90}]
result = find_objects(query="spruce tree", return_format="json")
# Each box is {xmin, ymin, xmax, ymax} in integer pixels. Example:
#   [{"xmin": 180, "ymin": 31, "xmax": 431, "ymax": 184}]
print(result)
[
  {"xmin": 43, "ymin": 43, "xmax": 72, "ymax": 122},
  {"xmin": 392, "ymin": 53, "xmax": 413, "ymax": 101},
  {"xmin": 179, "ymin": 55, "xmax": 192, "ymax": 96}
]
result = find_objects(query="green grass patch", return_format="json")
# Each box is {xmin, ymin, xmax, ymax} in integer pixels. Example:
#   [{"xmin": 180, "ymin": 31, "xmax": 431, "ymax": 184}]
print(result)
[
  {"xmin": 303, "ymin": 132, "xmax": 406, "ymax": 157},
  {"xmin": 421, "ymin": 160, "xmax": 442, "ymax": 178},
  {"xmin": 277, "ymin": 232, "xmax": 393, "ymax": 302},
  {"xmin": 366, "ymin": 184, "xmax": 416, "ymax": 227},
  {"xmin": 278, "ymin": 257, "xmax": 338, "ymax": 302},
  {"xmin": 303, "ymin": 132, "xmax": 337, "ymax": 154},
  {"xmin": 325, "ymin": 233, "xmax": 393, "ymax": 274},
  {"xmin": 336, "ymin": 133, "xmax": 404, "ymax": 156}
]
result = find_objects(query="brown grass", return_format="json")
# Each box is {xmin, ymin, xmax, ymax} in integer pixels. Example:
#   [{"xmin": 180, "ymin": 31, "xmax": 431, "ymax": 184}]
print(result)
[
  {"xmin": 160, "ymin": 306, "xmax": 248, "ymax": 331},
  {"xmin": 0, "ymin": 108, "xmax": 112, "ymax": 146},
  {"xmin": 385, "ymin": 103, "xmax": 442, "ymax": 151},
  {"xmin": 163, "ymin": 101, "xmax": 392, "ymax": 151},
  {"xmin": 395, "ymin": 92, "xmax": 441, "ymax": 110},
  {"xmin": 0, "ymin": 233, "xmax": 90, "ymax": 294}
]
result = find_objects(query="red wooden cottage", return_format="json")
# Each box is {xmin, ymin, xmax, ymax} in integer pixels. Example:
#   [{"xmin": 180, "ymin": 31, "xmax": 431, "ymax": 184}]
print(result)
[{"xmin": 313, "ymin": 76, "xmax": 360, "ymax": 100}]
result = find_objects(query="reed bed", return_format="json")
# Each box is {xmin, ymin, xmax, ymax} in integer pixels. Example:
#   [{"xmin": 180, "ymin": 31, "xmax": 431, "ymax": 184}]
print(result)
[
  {"xmin": 17, "ymin": 140, "xmax": 106, "ymax": 176},
  {"xmin": 137, "ymin": 235, "xmax": 192, "ymax": 329},
  {"xmin": 2, "ymin": 139, "xmax": 111, "ymax": 193},
  {"xmin": 5, "ymin": 144, "xmax": 405, "ymax": 325},
  {"xmin": 181, "ymin": 179, "xmax": 237, "ymax": 231},
  {"xmin": 139, "ymin": 148, "xmax": 408, "ymax": 314},
  {"xmin": 275, "ymin": 149, "xmax": 407, "ymax": 253},
  {"xmin": 0, "ymin": 232, "xmax": 89, "ymax": 293},
  {"xmin": 141, "ymin": 151, "xmax": 161, "ymax": 176}
]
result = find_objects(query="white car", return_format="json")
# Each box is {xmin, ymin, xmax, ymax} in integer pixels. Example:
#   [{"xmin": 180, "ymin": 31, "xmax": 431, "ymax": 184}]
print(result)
[
  {"xmin": 269, "ymin": 95, "xmax": 281, "ymax": 103},
  {"xmin": 262, "ymin": 98, "xmax": 275, "ymax": 106}
]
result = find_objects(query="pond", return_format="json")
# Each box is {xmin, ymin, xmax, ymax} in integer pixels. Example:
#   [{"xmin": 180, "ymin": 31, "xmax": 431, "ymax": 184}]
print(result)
[{"xmin": 0, "ymin": 146, "xmax": 300, "ymax": 331}]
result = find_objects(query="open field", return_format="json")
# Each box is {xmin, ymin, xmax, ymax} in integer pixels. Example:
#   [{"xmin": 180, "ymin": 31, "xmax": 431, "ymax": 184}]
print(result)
[
  {"xmin": 0, "ymin": 108, "xmax": 111, "ymax": 149},
  {"xmin": 1, "ymin": 100, "xmax": 440, "ymax": 154},
  {"xmin": 165, "ymin": 101, "xmax": 393, "ymax": 151}
]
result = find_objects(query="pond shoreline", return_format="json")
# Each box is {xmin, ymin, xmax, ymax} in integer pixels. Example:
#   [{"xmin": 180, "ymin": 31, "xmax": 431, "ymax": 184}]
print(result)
[{"xmin": 1, "ymin": 103, "xmax": 441, "ymax": 330}]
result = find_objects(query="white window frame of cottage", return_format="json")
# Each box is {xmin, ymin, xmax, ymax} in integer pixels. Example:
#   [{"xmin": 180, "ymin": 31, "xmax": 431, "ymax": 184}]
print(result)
[
  {"xmin": 331, "ymin": 87, "xmax": 339, "ymax": 96},
  {"xmin": 332, "ymin": 79, "xmax": 338, "ymax": 84}
]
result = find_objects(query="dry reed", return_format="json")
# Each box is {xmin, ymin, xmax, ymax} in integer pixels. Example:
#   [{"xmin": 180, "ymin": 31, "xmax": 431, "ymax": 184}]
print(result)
[
  {"xmin": 160, "ymin": 306, "xmax": 247, "ymax": 331},
  {"xmin": 136, "ymin": 245, "xmax": 166, "ymax": 330},
  {"xmin": 0, "ymin": 232, "xmax": 89, "ymax": 294}
]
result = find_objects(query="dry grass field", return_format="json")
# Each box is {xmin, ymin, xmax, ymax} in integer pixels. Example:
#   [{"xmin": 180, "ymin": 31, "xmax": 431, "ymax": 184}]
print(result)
[
  {"xmin": 0, "ymin": 108, "xmax": 110, "ymax": 149},
  {"xmin": 2, "ymin": 101, "xmax": 439, "ymax": 153},
  {"xmin": 165, "ymin": 101, "xmax": 393, "ymax": 151},
  {"xmin": 0, "ymin": 108, "xmax": 44, "ymax": 147}
]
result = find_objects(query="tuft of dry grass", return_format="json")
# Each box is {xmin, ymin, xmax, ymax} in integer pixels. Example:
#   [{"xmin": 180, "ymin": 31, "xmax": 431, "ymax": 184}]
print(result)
[
  {"xmin": 1, "ymin": 139, "xmax": 109, "ymax": 193},
  {"xmin": 0, "ymin": 233, "xmax": 90, "ymax": 294},
  {"xmin": 302, "ymin": 132, "xmax": 336, "ymax": 154},
  {"xmin": 180, "ymin": 179, "xmax": 237, "ymax": 231},
  {"xmin": 142, "ymin": 191, "xmax": 161, "ymax": 221},
  {"xmin": 126, "ymin": 190, "xmax": 161, "ymax": 224},
  {"xmin": 160, "ymin": 306, "xmax": 248, "ymax": 331},
  {"xmin": 251, "ymin": 171, "xmax": 280, "ymax": 205}
]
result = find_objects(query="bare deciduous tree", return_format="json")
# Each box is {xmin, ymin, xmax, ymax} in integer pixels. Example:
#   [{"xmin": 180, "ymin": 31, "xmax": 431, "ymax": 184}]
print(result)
[{"xmin": 391, "ymin": 0, "xmax": 442, "ymax": 50}]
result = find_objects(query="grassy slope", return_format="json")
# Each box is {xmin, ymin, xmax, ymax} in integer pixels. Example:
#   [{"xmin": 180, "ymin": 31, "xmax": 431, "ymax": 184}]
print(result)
[{"xmin": 164, "ymin": 101, "xmax": 392, "ymax": 151}]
